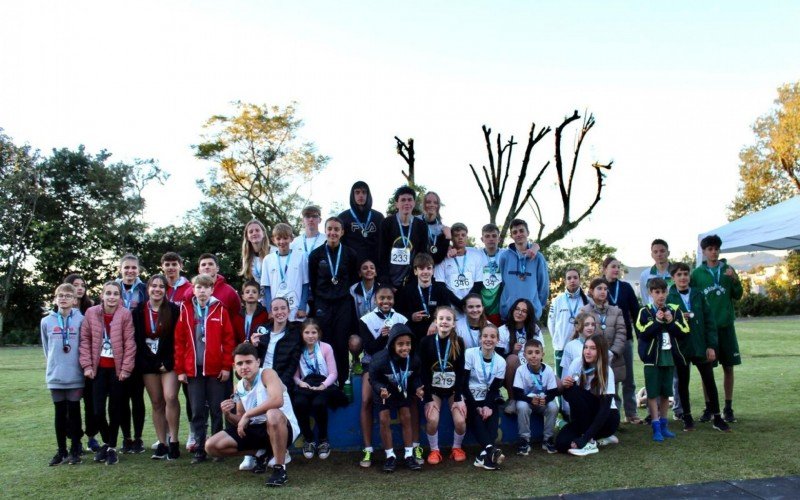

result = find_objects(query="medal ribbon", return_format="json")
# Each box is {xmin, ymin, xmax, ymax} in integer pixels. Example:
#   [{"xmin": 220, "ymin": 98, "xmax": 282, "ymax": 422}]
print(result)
[
  {"xmin": 325, "ymin": 244, "xmax": 342, "ymax": 282},
  {"xmin": 57, "ymin": 311, "xmax": 72, "ymax": 349},
  {"xmin": 303, "ymin": 343, "xmax": 320, "ymax": 374},
  {"xmin": 480, "ymin": 353, "xmax": 495, "ymax": 386},
  {"xmin": 528, "ymin": 365, "xmax": 543, "ymax": 392},
  {"xmin": 349, "ymin": 208, "xmax": 372, "ymax": 234},
  {"xmin": 277, "ymin": 251, "xmax": 291, "ymax": 285},
  {"xmin": 396, "ymin": 215, "xmax": 412, "ymax": 249},
  {"xmin": 389, "ymin": 356, "xmax": 410, "ymax": 393},
  {"xmin": 435, "ymin": 337, "xmax": 451, "ymax": 374},
  {"xmin": 608, "ymin": 280, "xmax": 620, "ymax": 305},
  {"xmin": 417, "ymin": 285, "xmax": 430, "ymax": 315},
  {"xmin": 303, "ymin": 234, "xmax": 320, "ymax": 254},
  {"xmin": 147, "ymin": 303, "xmax": 158, "ymax": 336}
]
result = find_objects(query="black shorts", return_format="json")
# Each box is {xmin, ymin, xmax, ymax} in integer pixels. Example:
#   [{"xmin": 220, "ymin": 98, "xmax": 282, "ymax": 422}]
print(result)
[
  {"xmin": 374, "ymin": 394, "xmax": 412, "ymax": 412},
  {"xmin": 224, "ymin": 420, "xmax": 294, "ymax": 452}
]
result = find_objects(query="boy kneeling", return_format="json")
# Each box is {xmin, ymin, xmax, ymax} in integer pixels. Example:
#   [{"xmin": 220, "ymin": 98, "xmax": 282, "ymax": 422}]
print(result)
[{"xmin": 205, "ymin": 343, "xmax": 300, "ymax": 487}]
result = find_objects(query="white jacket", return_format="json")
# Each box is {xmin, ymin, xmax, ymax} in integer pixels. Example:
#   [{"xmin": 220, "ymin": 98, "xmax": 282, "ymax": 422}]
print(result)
[{"xmin": 547, "ymin": 290, "xmax": 587, "ymax": 351}]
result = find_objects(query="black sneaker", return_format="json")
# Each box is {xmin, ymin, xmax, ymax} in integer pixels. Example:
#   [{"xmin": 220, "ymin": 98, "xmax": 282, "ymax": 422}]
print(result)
[
  {"xmin": 105, "ymin": 448, "xmax": 119, "ymax": 465},
  {"xmin": 130, "ymin": 438, "xmax": 146, "ymax": 454},
  {"xmin": 383, "ymin": 456, "xmax": 396, "ymax": 473},
  {"xmin": 68, "ymin": 449, "xmax": 82, "ymax": 465},
  {"xmin": 168, "ymin": 442, "xmax": 181, "ymax": 460},
  {"xmin": 644, "ymin": 414, "xmax": 652, "ymax": 425},
  {"xmin": 723, "ymin": 408, "xmax": 737, "ymax": 423},
  {"xmin": 121, "ymin": 438, "xmax": 133, "ymax": 454},
  {"xmin": 516, "ymin": 439, "xmax": 531, "ymax": 456},
  {"xmin": 93, "ymin": 445, "xmax": 109, "ymax": 463},
  {"xmin": 266, "ymin": 465, "xmax": 288, "ymax": 487},
  {"xmin": 49, "ymin": 450, "xmax": 67, "ymax": 466},
  {"xmin": 405, "ymin": 455, "xmax": 422, "ymax": 471},
  {"xmin": 482, "ymin": 450, "xmax": 500, "ymax": 471},
  {"xmin": 713, "ymin": 415, "xmax": 732, "ymax": 432},
  {"xmin": 191, "ymin": 450, "xmax": 207, "ymax": 464},
  {"xmin": 252, "ymin": 455, "xmax": 267, "ymax": 474},
  {"xmin": 682, "ymin": 414, "xmax": 696, "ymax": 432},
  {"xmin": 87, "ymin": 436, "xmax": 101, "ymax": 453},
  {"xmin": 698, "ymin": 408, "xmax": 712, "ymax": 423},
  {"xmin": 152, "ymin": 443, "xmax": 169, "ymax": 460}
]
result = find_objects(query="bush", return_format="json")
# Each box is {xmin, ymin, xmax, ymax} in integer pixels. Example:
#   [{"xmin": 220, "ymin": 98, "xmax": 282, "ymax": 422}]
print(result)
[{"xmin": 736, "ymin": 293, "xmax": 800, "ymax": 317}]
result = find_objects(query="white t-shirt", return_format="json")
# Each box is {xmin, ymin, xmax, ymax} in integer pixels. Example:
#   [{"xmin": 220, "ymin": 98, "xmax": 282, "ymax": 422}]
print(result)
[
  {"xmin": 464, "ymin": 347, "xmax": 507, "ymax": 402},
  {"xmin": 498, "ymin": 324, "xmax": 545, "ymax": 357},
  {"xmin": 261, "ymin": 250, "xmax": 309, "ymax": 321},
  {"xmin": 475, "ymin": 247, "xmax": 506, "ymax": 291},
  {"xmin": 456, "ymin": 316, "xmax": 484, "ymax": 349},
  {"xmin": 566, "ymin": 357, "xmax": 617, "ymax": 410},
  {"xmin": 434, "ymin": 249, "xmax": 484, "ymax": 300},
  {"xmin": 263, "ymin": 330, "xmax": 285, "ymax": 370},
  {"xmin": 235, "ymin": 368, "xmax": 300, "ymax": 440},
  {"xmin": 513, "ymin": 362, "xmax": 557, "ymax": 396},
  {"xmin": 290, "ymin": 233, "xmax": 325, "ymax": 257}
]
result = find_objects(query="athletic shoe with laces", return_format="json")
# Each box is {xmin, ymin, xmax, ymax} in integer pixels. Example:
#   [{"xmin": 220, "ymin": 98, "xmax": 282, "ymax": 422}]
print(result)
[
  {"xmin": 723, "ymin": 408, "xmax": 737, "ymax": 423},
  {"xmin": 87, "ymin": 437, "xmax": 100, "ymax": 453},
  {"xmin": 152, "ymin": 443, "xmax": 169, "ymax": 460},
  {"xmin": 359, "ymin": 448, "xmax": 372, "ymax": 468},
  {"xmin": 450, "ymin": 447, "xmax": 467, "ymax": 462},
  {"xmin": 383, "ymin": 456, "xmax": 396, "ymax": 473},
  {"xmin": 121, "ymin": 438, "xmax": 133, "ymax": 454},
  {"xmin": 405, "ymin": 455, "xmax": 422, "ymax": 471},
  {"xmin": 186, "ymin": 433, "xmax": 197, "ymax": 452},
  {"xmin": 596, "ymin": 435, "xmax": 619, "ymax": 447},
  {"xmin": 492, "ymin": 447, "xmax": 505, "ymax": 465},
  {"xmin": 239, "ymin": 455, "xmax": 256, "ymax": 470},
  {"xmin": 682, "ymin": 414, "xmax": 696, "ymax": 432},
  {"xmin": 130, "ymin": 438, "xmax": 145, "ymax": 454},
  {"xmin": 266, "ymin": 465, "xmax": 288, "ymax": 487},
  {"xmin": 191, "ymin": 450, "xmax": 207, "ymax": 464},
  {"xmin": 482, "ymin": 449, "xmax": 501, "ymax": 470},
  {"xmin": 168, "ymin": 442, "xmax": 180, "ymax": 460},
  {"xmin": 68, "ymin": 448, "xmax": 82, "ymax": 465},
  {"xmin": 568, "ymin": 440, "xmax": 599, "ymax": 456},
  {"xmin": 427, "ymin": 449, "xmax": 443, "ymax": 465},
  {"xmin": 302, "ymin": 441, "xmax": 316, "ymax": 459},
  {"xmin": 698, "ymin": 408, "xmax": 712, "ymax": 423},
  {"xmin": 473, "ymin": 455, "xmax": 484, "ymax": 468},
  {"xmin": 105, "ymin": 448, "xmax": 119, "ymax": 465},
  {"xmin": 317, "ymin": 441, "xmax": 331, "ymax": 460},
  {"xmin": 151, "ymin": 440, "xmax": 160, "ymax": 451},
  {"xmin": 542, "ymin": 439, "xmax": 558, "ymax": 454},
  {"xmin": 712, "ymin": 415, "xmax": 732, "ymax": 432},
  {"xmin": 252, "ymin": 455, "xmax": 267, "ymax": 474},
  {"xmin": 413, "ymin": 445, "xmax": 424, "ymax": 465},
  {"xmin": 672, "ymin": 411, "xmax": 683, "ymax": 421},
  {"xmin": 49, "ymin": 450, "xmax": 67, "ymax": 466},
  {"xmin": 516, "ymin": 439, "xmax": 531, "ymax": 456},
  {"xmin": 93, "ymin": 445, "xmax": 108, "ymax": 463}
]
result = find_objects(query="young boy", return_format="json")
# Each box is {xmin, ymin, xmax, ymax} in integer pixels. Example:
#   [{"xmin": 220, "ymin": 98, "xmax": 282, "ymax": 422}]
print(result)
[
  {"xmin": 513, "ymin": 339, "xmax": 559, "ymax": 455},
  {"xmin": 635, "ymin": 278, "xmax": 689, "ymax": 442},
  {"xmin": 691, "ymin": 234, "xmax": 743, "ymax": 423},
  {"xmin": 339, "ymin": 181, "xmax": 386, "ymax": 265},
  {"xmin": 42, "ymin": 283, "xmax": 85, "ymax": 465},
  {"xmin": 368, "ymin": 324, "xmax": 424, "ymax": 472},
  {"xmin": 667, "ymin": 263, "xmax": 730, "ymax": 432},
  {"xmin": 205, "ymin": 343, "xmax": 300, "ymax": 487},
  {"xmin": 396, "ymin": 253, "xmax": 461, "ymax": 341},
  {"xmin": 261, "ymin": 222, "xmax": 310, "ymax": 321},
  {"xmin": 174, "ymin": 273, "xmax": 235, "ymax": 463},
  {"xmin": 290, "ymin": 205, "xmax": 326, "ymax": 257},
  {"xmin": 235, "ymin": 280, "xmax": 270, "ymax": 345},
  {"xmin": 639, "ymin": 239, "xmax": 673, "ymax": 305},
  {"xmin": 498, "ymin": 219, "xmax": 550, "ymax": 321},
  {"xmin": 161, "ymin": 252, "xmax": 192, "ymax": 306},
  {"xmin": 433, "ymin": 223, "xmax": 483, "ymax": 300}
]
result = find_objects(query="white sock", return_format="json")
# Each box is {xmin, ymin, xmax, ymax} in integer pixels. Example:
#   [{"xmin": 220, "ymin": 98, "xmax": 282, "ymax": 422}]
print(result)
[
  {"xmin": 364, "ymin": 446, "xmax": 373, "ymax": 453},
  {"xmin": 255, "ymin": 448, "xmax": 267, "ymax": 458},
  {"xmin": 385, "ymin": 449, "xmax": 395, "ymax": 458},
  {"xmin": 453, "ymin": 431, "xmax": 465, "ymax": 448},
  {"xmin": 427, "ymin": 432, "xmax": 439, "ymax": 451},
  {"xmin": 404, "ymin": 447, "xmax": 413, "ymax": 458}
]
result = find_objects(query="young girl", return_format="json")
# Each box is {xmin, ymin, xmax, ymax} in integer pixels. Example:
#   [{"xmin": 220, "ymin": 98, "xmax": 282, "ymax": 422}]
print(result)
[
  {"xmin": 558, "ymin": 334, "xmax": 620, "ymax": 455},
  {"xmin": 547, "ymin": 268, "xmax": 589, "ymax": 378},
  {"xmin": 42, "ymin": 283, "xmax": 85, "ymax": 466},
  {"xmin": 602, "ymin": 256, "xmax": 643, "ymax": 424},
  {"xmin": 464, "ymin": 324, "xmax": 507, "ymax": 470},
  {"xmin": 499, "ymin": 298, "xmax": 544, "ymax": 415},
  {"xmin": 356, "ymin": 285, "xmax": 409, "ymax": 468},
  {"xmin": 293, "ymin": 319, "xmax": 340, "ymax": 460},
  {"xmin": 79, "ymin": 281, "xmax": 136, "ymax": 465},
  {"xmin": 580, "ymin": 278, "xmax": 627, "ymax": 391},
  {"xmin": 64, "ymin": 273, "xmax": 94, "ymax": 314},
  {"xmin": 456, "ymin": 294, "xmax": 490, "ymax": 350},
  {"xmin": 348, "ymin": 258, "xmax": 379, "ymax": 374},
  {"xmin": 560, "ymin": 312, "xmax": 597, "ymax": 378},
  {"xmin": 240, "ymin": 219, "xmax": 273, "ymax": 283},
  {"xmin": 133, "ymin": 275, "xmax": 181, "ymax": 460},
  {"xmin": 419, "ymin": 306, "xmax": 467, "ymax": 465}
]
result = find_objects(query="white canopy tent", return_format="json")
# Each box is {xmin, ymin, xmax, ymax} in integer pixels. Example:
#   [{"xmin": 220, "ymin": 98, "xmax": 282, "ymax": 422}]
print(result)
[{"xmin": 697, "ymin": 196, "xmax": 800, "ymax": 262}]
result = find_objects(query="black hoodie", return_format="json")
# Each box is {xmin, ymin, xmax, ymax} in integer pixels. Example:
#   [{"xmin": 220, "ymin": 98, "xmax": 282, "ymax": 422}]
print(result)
[
  {"xmin": 368, "ymin": 324, "xmax": 421, "ymax": 402},
  {"xmin": 338, "ymin": 181, "xmax": 385, "ymax": 265}
]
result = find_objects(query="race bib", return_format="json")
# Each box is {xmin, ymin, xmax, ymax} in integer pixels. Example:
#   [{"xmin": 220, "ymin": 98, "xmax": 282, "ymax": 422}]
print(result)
[
  {"xmin": 661, "ymin": 332, "xmax": 672, "ymax": 350},
  {"xmin": 390, "ymin": 247, "xmax": 411, "ymax": 266},
  {"xmin": 146, "ymin": 337, "xmax": 159, "ymax": 355},
  {"xmin": 482, "ymin": 269, "xmax": 502, "ymax": 290},
  {"xmin": 275, "ymin": 289, "xmax": 298, "ymax": 309},
  {"xmin": 101, "ymin": 340, "xmax": 114, "ymax": 359},
  {"xmin": 432, "ymin": 371, "xmax": 456, "ymax": 389},
  {"xmin": 450, "ymin": 274, "xmax": 471, "ymax": 291},
  {"xmin": 469, "ymin": 384, "xmax": 488, "ymax": 401}
]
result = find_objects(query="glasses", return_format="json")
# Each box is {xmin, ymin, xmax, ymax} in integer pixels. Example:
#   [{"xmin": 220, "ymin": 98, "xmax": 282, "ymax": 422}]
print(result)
[{"xmin": 56, "ymin": 294, "xmax": 75, "ymax": 299}]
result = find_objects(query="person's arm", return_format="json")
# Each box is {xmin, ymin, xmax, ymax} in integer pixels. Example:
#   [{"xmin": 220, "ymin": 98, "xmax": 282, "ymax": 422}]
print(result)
[
  {"xmin": 321, "ymin": 342, "xmax": 338, "ymax": 388},
  {"xmin": 261, "ymin": 286, "xmax": 272, "ymax": 309},
  {"xmin": 239, "ymin": 369, "xmax": 288, "ymax": 427},
  {"xmin": 120, "ymin": 311, "xmax": 137, "ymax": 379},
  {"xmin": 634, "ymin": 308, "xmax": 659, "ymax": 343},
  {"xmin": 173, "ymin": 307, "xmax": 187, "ymax": 376},
  {"xmin": 535, "ymin": 254, "xmax": 550, "ymax": 314},
  {"xmin": 610, "ymin": 311, "xmax": 627, "ymax": 359},
  {"xmin": 221, "ymin": 308, "xmax": 236, "ymax": 370},
  {"xmin": 512, "ymin": 368, "xmax": 533, "ymax": 405},
  {"xmin": 41, "ymin": 319, "xmax": 49, "ymax": 359},
  {"xmin": 547, "ymin": 295, "xmax": 558, "ymax": 338},
  {"xmin": 701, "ymin": 296, "xmax": 719, "ymax": 352},
  {"xmin": 307, "ymin": 253, "xmax": 319, "ymax": 302},
  {"xmin": 368, "ymin": 355, "xmax": 388, "ymax": 394},
  {"xmin": 461, "ymin": 367, "xmax": 476, "ymax": 405},
  {"xmin": 452, "ymin": 340, "xmax": 466, "ymax": 402},
  {"xmin": 728, "ymin": 265, "xmax": 744, "ymax": 301},
  {"xmin": 544, "ymin": 387, "xmax": 559, "ymax": 404},
  {"xmin": 485, "ymin": 376, "xmax": 505, "ymax": 404}
]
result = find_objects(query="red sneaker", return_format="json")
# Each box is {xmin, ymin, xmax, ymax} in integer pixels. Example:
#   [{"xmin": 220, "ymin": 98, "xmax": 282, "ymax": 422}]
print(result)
[
  {"xmin": 450, "ymin": 447, "xmax": 467, "ymax": 462},
  {"xmin": 427, "ymin": 449, "xmax": 443, "ymax": 465}
]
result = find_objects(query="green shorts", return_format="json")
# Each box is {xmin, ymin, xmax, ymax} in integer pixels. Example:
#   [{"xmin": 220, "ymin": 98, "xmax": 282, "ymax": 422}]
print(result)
[
  {"xmin": 717, "ymin": 324, "xmax": 741, "ymax": 367},
  {"xmin": 644, "ymin": 365, "xmax": 674, "ymax": 398}
]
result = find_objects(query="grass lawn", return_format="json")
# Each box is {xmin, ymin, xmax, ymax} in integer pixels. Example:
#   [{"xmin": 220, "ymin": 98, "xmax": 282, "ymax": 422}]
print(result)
[{"xmin": 2, "ymin": 317, "xmax": 799, "ymax": 498}]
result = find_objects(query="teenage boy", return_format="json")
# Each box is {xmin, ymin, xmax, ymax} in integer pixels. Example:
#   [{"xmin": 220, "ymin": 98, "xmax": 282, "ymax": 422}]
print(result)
[
  {"xmin": 639, "ymin": 239, "xmax": 673, "ymax": 304},
  {"xmin": 668, "ymin": 263, "xmax": 730, "ymax": 432},
  {"xmin": 475, "ymin": 224, "xmax": 505, "ymax": 325},
  {"xmin": 498, "ymin": 219, "xmax": 549, "ymax": 321},
  {"xmin": 205, "ymin": 343, "xmax": 300, "ymax": 487},
  {"xmin": 434, "ymin": 222, "xmax": 483, "ymax": 300},
  {"xmin": 235, "ymin": 280, "xmax": 270, "ymax": 345},
  {"xmin": 161, "ymin": 252, "xmax": 192, "ymax": 306},
  {"xmin": 397, "ymin": 253, "xmax": 462, "ymax": 341},
  {"xmin": 513, "ymin": 339, "xmax": 558, "ymax": 455},
  {"xmin": 378, "ymin": 186, "xmax": 446, "ymax": 289},
  {"xmin": 174, "ymin": 274, "xmax": 235, "ymax": 463},
  {"xmin": 261, "ymin": 222, "xmax": 309, "ymax": 322},
  {"xmin": 290, "ymin": 205, "xmax": 326, "ymax": 257},
  {"xmin": 691, "ymin": 234, "xmax": 743, "ymax": 423},
  {"xmin": 339, "ymin": 181, "xmax": 385, "ymax": 265},
  {"xmin": 117, "ymin": 254, "xmax": 147, "ymax": 310},
  {"xmin": 635, "ymin": 278, "xmax": 689, "ymax": 442}
]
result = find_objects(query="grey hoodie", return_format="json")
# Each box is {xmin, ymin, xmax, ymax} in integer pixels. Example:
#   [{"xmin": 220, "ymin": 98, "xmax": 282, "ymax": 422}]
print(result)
[{"xmin": 41, "ymin": 310, "xmax": 85, "ymax": 389}]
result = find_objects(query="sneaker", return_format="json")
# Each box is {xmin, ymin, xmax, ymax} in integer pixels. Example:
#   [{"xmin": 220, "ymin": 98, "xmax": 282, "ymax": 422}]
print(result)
[
  {"xmin": 383, "ymin": 456, "xmax": 396, "ymax": 473},
  {"xmin": 151, "ymin": 440, "xmax": 161, "ymax": 450},
  {"xmin": 712, "ymin": 415, "xmax": 732, "ymax": 432},
  {"xmin": 121, "ymin": 438, "xmax": 133, "ymax": 454},
  {"xmin": 191, "ymin": 450, "xmax": 207, "ymax": 464},
  {"xmin": 359, "ymin": 448, "xmax": 372, "ymax": 468},
  {"xmin": 568, "ymin": 440, "xmax": 599, "ymax": 456},
  {"xmin": 266, "ymin": 465, "xmax": 288, "ymax": 487},
  {"xmin": 492, "ymin": 447, "xmax": 505, "ymax": 465},
  {"xmin": 723, "ymin": 408, "xmax": 737, "ymax": 423},
  {"xmin": 302, "ymin": 441, "xmax": 316, "ymax": 459},
  {"xmin": 542, "ymin": 439, "xmax": 558, "ymax": 454},
  {"xmin": 405, "ymin": 455, "xmax": 422, "ymax": 471},
  {"xmin": 683, "ymin": 414, "xmax": 696, "ymax": 432},
  {"xmin": 93, "ymin": 445, "xmax": 108, "ymax": 463},
  {"xmin": 252, "ymin": 454, "xmax": 267, "ymax": 474},
  {"xmin": 317, "ymin": 441, "xmax": 331, "ymax": 460},
  {"xmin": 239, "ymin": 455, "xmax": 257, "ymax": 470},
  {"xmin": 68, "ymin": 448, "xmax": 82, "ymax": 465},
  {"xmin": 130, "ymin": 438, "xmax": 145, "ymax": 454},
  {"xmin": 427, "ymin": 449, "xmax": 443, "ymax": 465},
  {"xmin": 672, "ymin": 411, "xmax": 683, "ymax": 421},
  {"xmin": 186, "ymin": 433, "xmax": 197, "ymax": 452},
  {"xmin": 105, "ymin": 448, "xmax": 119, "ymax": 465},
  {"xmin": 152, "ymin": 443, "xmax": 169, "ymax": 460},
  {"xmin": 659, "ymin": 418, "xmax": 676, "ymax": 438},
  {"xmin": 87, "ymin": 437, "xmax": 101, "ymax": 453},
  {"xmin": 652, "ymin": 421, "xmax": 664, "ymax": 442},
  {"xmin": 503, "ymin": 399, "xmax": 516, "ymax": 415},
  {"xmin": 596, "ymin": 435, "xmax": 619, "ymax": 447},
  {"xmin": 49, "ymin": 450, "xmax": 67, "ymax": 466},
  {"xmin": 699, "ymin": 408, "xmax": 712, "ymax": 423},
  {"xmin": 413, "ymin": 445, "xmax": 424, "ymax": 465},
  {"xmin": 450, "ymin": 447, "xmax": 467, "ymax": 462},
  {"xmin": 473, "ymin": 455, "xmax": 485, "ymax": 468},
  {"xmin": 482, "ymin": 449, "xmax": 501, "ymax": 470},
  {"xmin": 168, "ymin": 442, "xmax": 181, "ymax": 460},
  {"xmin": 516, "ymin": 439, "xmax": 531, "ymax": 456},
  {"xmin": 625, "ymin": 415, "xmax": 644, "ymax": 425}
]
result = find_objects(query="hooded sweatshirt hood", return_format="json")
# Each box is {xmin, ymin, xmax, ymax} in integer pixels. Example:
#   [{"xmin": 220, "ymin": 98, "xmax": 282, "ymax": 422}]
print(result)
[
  {"xmin": 349, "ymin": 181, "xmax": 373, "ymax": 216},
  {"xmin": 386, "ymin": 323, "xmax": 414, "ymax": 360}
]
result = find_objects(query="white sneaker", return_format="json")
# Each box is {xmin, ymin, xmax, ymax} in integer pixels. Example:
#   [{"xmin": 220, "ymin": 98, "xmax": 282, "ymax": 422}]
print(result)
[
  {"xmin": 185, "ymin": 433, "xmax": 196, "ymax": 452},
  {"xmin": 596, "ymin": 435, "xmax": 619, "ymax": 447},
  {"xmin": 568, "ymin": 440, "xmax": 599, "ymax": 456},
  {"xmin": 268, "ymin": 452, "xmax": 291, "ymax": 467},
  {"xmin": 239, "ymin": 455, "xmax": 256, "ymax": 470},
  {"xmin": 151, "ymin": 440, "xmax": 160, "ymax": 450}
]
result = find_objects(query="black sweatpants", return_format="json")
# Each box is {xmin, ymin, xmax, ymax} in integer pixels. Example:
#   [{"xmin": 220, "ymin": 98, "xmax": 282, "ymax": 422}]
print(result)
[
  {"xmin": 93, "ymin": 367, "xmax": 125, "ymax": 448},
  {"xmin": 82, "ymin": 377, "xmax": 99, "ymax": 438},
  {"xmin": 120, "ymin": 371, "xmax": 145, "ymax": 440},
  {"xmin": 293, "ymin": 389, "xmax": 330, "ymax": 442},
  {"xmin": 675, "ymin": 356, "xmax": 720, "ymax": 415},
  {"xmin": 314, "ymin": 297, "xmax": 353, "ymax": 387},
  {"xmin": 556, "ymin": 386, "xmax": 619, "ymax": 453},
  {"xmin": 466, "ymin": 400, "xmax": 500, "ymax": 449}
]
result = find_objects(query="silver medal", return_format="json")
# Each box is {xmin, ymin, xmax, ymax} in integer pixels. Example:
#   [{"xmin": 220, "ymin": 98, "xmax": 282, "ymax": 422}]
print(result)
[
  {"xmin": 569, "ymin": 318, "xmax": 575, "ymax": 324},
  {"xmin": 362, "ymin": 229, "xmax": 369, "ymax": 238},
  {"xmin": 430, "ymin": 245, "xmax": 437, "ymax": 254},
  {"xmin": 600, "ymin": 324, "xmax": 607, "ymax": 330},
  {"xmin": 279, "ymin": 282, "xmax": 287, "ymax": 290},
  {"xmin": 331, "ymin": 276, "xmax": 339, "ymax": 285},
  {"xmin": 716, "ymin": 290, "xmax": 722, "ymax": 296},
  {"xmin": 384, "ymin": 318, "xmax": 392, "ymax": 328}
]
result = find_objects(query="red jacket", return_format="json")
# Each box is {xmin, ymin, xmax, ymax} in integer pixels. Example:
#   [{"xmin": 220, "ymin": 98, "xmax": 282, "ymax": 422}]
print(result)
[
  {"xmin": 232, "ymin": 304, "xmax": 270, "ymax": 345},
  {"xmin": 79, "ymin": 305, "xmax": 136, "ymax": 379},
  {"xmin": 174, "ymin": 297, "xmax": 235, "ymax": 377},
  {"xmin": 178, "ymin": 274, "xmax": 241, "ymax": 315},
  {"xmin": 167, "ymin": 277, "xmax": 193, "ymax": 306}
]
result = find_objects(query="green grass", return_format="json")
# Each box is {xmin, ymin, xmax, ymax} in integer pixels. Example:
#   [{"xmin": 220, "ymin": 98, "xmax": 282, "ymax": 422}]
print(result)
[{"xmin": 3, "ymin": 318, "xmax": 800, "ymax": 498}]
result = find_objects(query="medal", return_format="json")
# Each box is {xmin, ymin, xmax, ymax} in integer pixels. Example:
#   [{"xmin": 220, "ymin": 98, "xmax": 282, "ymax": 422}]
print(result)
[
  {"xmin": 362, "ymin": 229, "xmax": 369, "ymax": 238},
  {"xmin": 325, "ymin": 244, "xmax": 342, "ymax": 287},
  {"xmin": 279, "ymin": 282, "xmax": 287, "ymax": 290},
  {"xmin": 600, "ymin": 324, "xmax": 607, "ymax": 330},
  {"xmin": 384, "ymin": 318, "xmax": 393, "ymax": 328},
  {"xmin": 430, "ymin": 245, "xmax": 437, "ymax": 254},
  {"xmin": 687, "ymin": 312, "xmax": 695, "ymax": 319},
  {"xmin": 350, "ymin": 208, "xmax": 372, "ymax": 240},
  {"xmin": 331, "ymin": 277, "xmax": 339, "ymax": 285},
  {"xmin": 569, "ymin": 318, "xmax": 575, "ymax": 324},
  {"xmin": 63, "ymin": 344, "xmax": 71, "ymax": 353},
  {"xmin": 519, "ymin": 274, "xmax": 526, "ymax": 281},
  {"xmin": 103, "ymin": 340, "xmax": 111, "ymax": 350},
  {"xmin": 716, "ymin": 290, "xmax": 722, "ymax": 296}
]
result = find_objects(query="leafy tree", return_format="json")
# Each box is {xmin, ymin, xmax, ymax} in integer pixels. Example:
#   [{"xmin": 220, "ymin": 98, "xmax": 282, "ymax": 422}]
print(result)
[
  {"xmin": 546, "ymin": 238, "xmax": 617, "ymax": 296},
  {"xmin": 729, "ymin": 82, "xmax": 800, "ymax": 220}
]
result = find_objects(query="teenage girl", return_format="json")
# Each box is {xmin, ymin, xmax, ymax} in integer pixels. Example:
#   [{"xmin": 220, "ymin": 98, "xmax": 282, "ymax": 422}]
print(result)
[
  {"xmin": 580, "ymin": 278, "xmax": 627, "ymax": 390},
  {"xmin": 499, "ymin": 298, "xmax": 543, "ymax": 415},
  {"xmin": 348, "ymin": 258, "xmax": 379, "ymax": 370},
  {"xmin": 559, "ymin": 312, "xmax": 595, "ymax": 419},
  {"xmin": 547, "ymin": 268, "xmax": 589, "ymax": 378},
  {"xmin": 79, "ymin": 281, "xmax": 136, "ymax": 465},
  {"xmin": 240, "ymin": 219, "xmax": 273, "ymax": 283},
  {"xmin": 419, "ymin": 191, "xmax": 451, "ymax": 260},
  {"xmin": 419, "ymin": 306, "xmax": 467, "ymax": 465},
  {"xmin": 65, "ymin": 273, "xmax": 94, "ymax": 314},
  {"xmin": 133, "ymin": 275, "xmax": 181, "ymax": 460},
  {"xmin": 456, "ymin": 294, "xmax": 490, "ymax": 350}
]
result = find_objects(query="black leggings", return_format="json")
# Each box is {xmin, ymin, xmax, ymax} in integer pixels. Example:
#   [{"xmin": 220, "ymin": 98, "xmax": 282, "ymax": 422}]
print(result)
[
  {"xmin": 82, "ymin": 377, "xmax": 99, "ymax": 437},
  {"xmin": 293, "ymin": 390, "xmax": 330, "ymax": 442},
  {"xmin": 466, "ymin": 401, "xmax": 500, "ymax": 449},
  {"xmin": 93, "ymin": 367, "xmax": 125, "ymax": 448},
  {"xmin": 120, "ymin": 371, "xmax": 145, "ymax": 440},
  {"xmin": 54, "ymin": 400, "xmax": 82, "ymax": 451},
  {"xmin": 675, "ymin": 357, "xmax": 720, "ymax": 415},
  {"xmin": 556, "ymin": 387, "xmax": 619, "ymax": 453},
  {"xmin": 314, "ymin": 298, "xmax": 353, "ymax": 387}
]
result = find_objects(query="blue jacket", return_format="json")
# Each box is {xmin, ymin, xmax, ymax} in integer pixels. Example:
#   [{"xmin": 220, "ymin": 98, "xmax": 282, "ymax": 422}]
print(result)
[{"xmin": 499, "ymin": 249, "xmax": 549, "ymax": 320}]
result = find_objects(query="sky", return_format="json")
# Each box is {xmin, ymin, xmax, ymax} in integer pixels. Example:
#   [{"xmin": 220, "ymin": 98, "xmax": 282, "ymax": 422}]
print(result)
[{"xmin": 2, "ymin": 1, "xmax": 798, "ymax": 266}]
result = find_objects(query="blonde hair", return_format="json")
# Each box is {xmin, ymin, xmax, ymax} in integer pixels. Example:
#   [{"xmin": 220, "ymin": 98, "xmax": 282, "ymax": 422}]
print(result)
[
  {"xmin": 192, "ymin": 273, "xmax": 215, "ymax": 288},
  {"xmin": 571, "ymin": 311, "xmax": 594, "ymax": 340},
  {"xmin": 272, "ymin": 222, "xmax": 294, "ymax": 240},
  {"xmin": 433, "ymin": 306, "xmax": 462, "ymax": 360},
  {"xmin": 240, "ymin": 219, "xmax": 269, "ymax": 279},
  {"xmin": 55, "ymin": 283, "xmax": 76, "ymax": 297}
]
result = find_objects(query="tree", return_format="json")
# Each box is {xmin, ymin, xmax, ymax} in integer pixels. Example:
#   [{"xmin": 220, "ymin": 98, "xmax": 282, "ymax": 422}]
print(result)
[
  {"xmin": 729, "ymin": 82, "xmax": 800, "ymax": 220},
  {"xmin": 470, "ymin": 110, "xmax": 613, "ymax": 246},
  {"xmin": 194, "ymin": 101, "xmax": 329, "ymax": 234},
  {"xmin": 546, "ymin": 238, "xmax": 617, "ymax": 296}
]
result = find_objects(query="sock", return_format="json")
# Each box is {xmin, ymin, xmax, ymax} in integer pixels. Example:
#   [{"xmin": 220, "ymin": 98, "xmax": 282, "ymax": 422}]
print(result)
[
  {"xmin": 363, "ymin": 446, "xmax": 373, "ymax": 453},
  {"xmin": 453, "ymin": 431, "xmax": 465, "ymax": 448},
  {"xmin": 427, "ymin": 432, "xmax": 439, "ymax": 451},
  {"xmin": 385, "ymin": 448, "xmax": 395, "ymax": 458},
  {"xmin": 404, "ymin": 447, "xmax": 413, "ymax": 458},
  {"xmin": 412, "ymin": 441, "xmax": 420, "ymax": 448},
  {"xmin": 724, "ymin": 400, "xmax": 732, "ymax": 411},
  {"xmin": 255, "ymin": 448, "xmax": 267, "ymax": 458}
]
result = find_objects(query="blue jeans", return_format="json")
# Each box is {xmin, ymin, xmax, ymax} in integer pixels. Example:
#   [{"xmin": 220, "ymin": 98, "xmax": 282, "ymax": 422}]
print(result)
[{"xmin": 622, "ymin": 339, "xmax": 638, "ymax": 417}]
